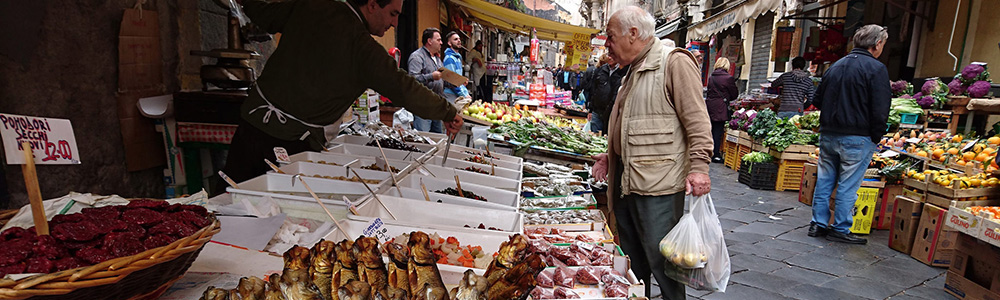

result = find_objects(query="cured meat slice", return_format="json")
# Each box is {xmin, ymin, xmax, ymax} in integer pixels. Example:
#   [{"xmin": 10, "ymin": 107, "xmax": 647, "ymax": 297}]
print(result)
[
  {"xmin": 573, "ymin": 266, "xmax": 601, "ymax": 285},
  {"xmin": 553, "ymin": 266, "xmax": 575, "ymax": 288}
]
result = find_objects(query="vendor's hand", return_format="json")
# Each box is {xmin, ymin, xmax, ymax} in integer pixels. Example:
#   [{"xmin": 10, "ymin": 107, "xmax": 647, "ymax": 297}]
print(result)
[
  {"xmin": 432, "ymin": 71, "xmax": 442, "ymax": 80},
  {"xmin": 591, "ymin": 153, "xmax": 609, "ymax": 182},
  {"xmin": 445, "ymin": 114, "xmax": 463, "ymax": 136},
  {"xmin": 686, "ymin": 172, "xmax": 712, "ymax": 196}
]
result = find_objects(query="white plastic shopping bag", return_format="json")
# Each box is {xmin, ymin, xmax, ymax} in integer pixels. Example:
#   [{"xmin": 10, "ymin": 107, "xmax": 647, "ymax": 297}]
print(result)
[{"xmin": 661, "ymin": 194, "xmax": 731, "ymax": 292}]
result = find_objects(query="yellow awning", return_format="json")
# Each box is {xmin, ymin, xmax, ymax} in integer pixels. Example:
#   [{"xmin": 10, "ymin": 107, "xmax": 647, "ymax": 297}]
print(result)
[{"xmin": 448, "ymin": 0, "xmax": 600, "ymax": 42}]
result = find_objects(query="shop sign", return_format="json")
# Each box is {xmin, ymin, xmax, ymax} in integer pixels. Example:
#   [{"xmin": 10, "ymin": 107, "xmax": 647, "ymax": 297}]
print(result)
[{"xmin": 0, "ymin": 113, "xmax": 80, "ymax": 165}]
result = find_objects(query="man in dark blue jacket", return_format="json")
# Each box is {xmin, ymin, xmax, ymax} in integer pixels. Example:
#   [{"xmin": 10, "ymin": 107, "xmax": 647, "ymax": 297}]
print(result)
[{"xmin": 809, "ymin": 24, "xmax": 891, "ymax": 244}]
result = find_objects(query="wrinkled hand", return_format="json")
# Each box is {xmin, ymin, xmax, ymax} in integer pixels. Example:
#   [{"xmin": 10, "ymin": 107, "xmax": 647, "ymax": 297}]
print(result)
[
  {"xmin": 591, "ymin": 153, "xmax": 609, "ymax": 182},
  {"xmin": 445, "ymin": 114, "xmax": 463, "ymax": 136},
  {"xmin": 686, "ymin": 172, "xmax": 711, "ymax": 196},
  {"xmin": 432, "ymin": 71, "xmax": 442, "ymax": 80}
]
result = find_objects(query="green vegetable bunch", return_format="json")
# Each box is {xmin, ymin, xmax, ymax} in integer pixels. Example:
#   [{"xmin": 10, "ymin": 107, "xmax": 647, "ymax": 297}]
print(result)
[
  {"xmin": 742, "ymin": 152, "xmax": 773, "ymax": 163},
  {"xmin": 798, "ymin": 111, "xmax": 820, "ymax": 131},
  {"xmin": 490, "ymin": 119, "xmax": 608, "ymax": 156},
  {"xmin": 762, "ymin": 118, "xmax": 816, "ymax": 152},
  {"xmin": 747, "ymin": 109, "xmax": 777, "ymax": 140}
]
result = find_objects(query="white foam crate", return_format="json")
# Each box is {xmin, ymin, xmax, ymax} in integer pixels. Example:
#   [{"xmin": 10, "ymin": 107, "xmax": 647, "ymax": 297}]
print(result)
[
  {"xmin": 419, "ymin": 157, "xmax": 521, "ymax": 181},
  {"xmin": 278, "ymin": 161, "xmax": 390, "ymax": 183},
  {"xmin": 439, "ymin": 143, "xmax": 523, "ymax": 164},
  {"xmin": 412, "ymin": 163, "xmax": 521, "ymax": 192},
  {"xmin": 227, "ymin": 173, "xmax": 373, "ymax": 222},
  {"xmin": 345, "ymin": 158, "xmax": 413, "ymax": 176},
  {"xmin": 348, "ymin": 194, "xmax": 523, "ymax": 234},
  {"xmin": 381, "ymin": 187, "xmax": 517, "ymax": 211},
  {"xmin": 324, "ymin": 143, "xmax": 429, "ymax": 162},
  {"xmin": 329, "ymin": 135, "xmax": 440, "ymax": 152},
  {"xmin": 321, "ymin": 219, "xmax": 512, "ymax": 284},
  {"xmin": 428, "ymin": 151, "xmax": 522, "ymax": 172},
  {"xmin": 287, "ymin": 151, "xmax": 367, "ymax": 166},
  {"xmin": 397, "ymin": 174, "xmax": 519, "ymax": 208}
]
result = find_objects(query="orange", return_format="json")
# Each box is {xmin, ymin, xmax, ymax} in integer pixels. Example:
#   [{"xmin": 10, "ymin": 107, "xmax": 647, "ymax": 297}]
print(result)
[
  {"xmin": 985, "ymin": 148, "xmax": 997, "ymax": 155},
  {"xmin": 957, "ymin": 160, "xmax": 967, "ymax": 166},
  {"xmin": 977, "ymin": 152, "xmax": 990, "ymax": 162},
  {"xmin": 989, "ymin": 136, "xmax": 1000, "ymax": 145},
  {"xmin": 916, "ymin": 150, "xmax": 928, "ymax": 158},
  {"xmin": 963, "ymin": 151, "xmax": 977, "ymax": 161},
  {"xmin": 932, "ymin": 149, "xmax": 945, "ymax": 158},
  {"xmin": 953, "ymin": 135, "xmax": 964, "ymax": 143},
  {"xmin": 947, "ymin": 148, "xmax": 960, "ymax": 155},
  {"xmin": 939, "ymin": 155, "xmax": 948, "ymax": 163}
]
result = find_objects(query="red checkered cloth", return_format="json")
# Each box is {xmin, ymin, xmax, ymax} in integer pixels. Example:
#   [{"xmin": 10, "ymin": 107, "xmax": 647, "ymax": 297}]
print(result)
[{"xmin": 177, "ymin": 123, "xmax": 237, "ymax": 144}]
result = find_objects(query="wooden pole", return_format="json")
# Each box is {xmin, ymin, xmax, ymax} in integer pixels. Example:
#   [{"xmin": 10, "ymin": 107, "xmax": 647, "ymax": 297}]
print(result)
[
  {"xmin": 454, "ymin": 175, "xmax": 465, "ymax": 198},
  {"xmin": 21, "ymin": 142, "xmax": 48, "ymax": 235},
  {"xmin": 349, "ymin": 169, "xmax": 398, "ymax": 220},
  {"xmin": 373, "ymin": 139, "xmax": 404, "ymax": 196},
  {"xmin": 420, "ymin": 178, "xmax": 431, "ymax": 202},
  {"xmin": 294, "ymin": 175, "xmax": 350, "ymax": 238}
]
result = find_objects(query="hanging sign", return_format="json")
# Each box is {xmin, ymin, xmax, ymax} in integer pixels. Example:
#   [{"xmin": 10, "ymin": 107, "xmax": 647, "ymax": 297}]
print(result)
[{"xmin": 0, "ymin": 113, "xmax": 81, "ymax": 165}]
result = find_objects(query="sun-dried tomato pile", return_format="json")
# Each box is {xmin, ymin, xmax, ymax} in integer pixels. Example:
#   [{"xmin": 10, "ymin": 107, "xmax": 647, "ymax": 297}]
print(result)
[{"xmin": 0, "ymin": 200, "xmax": 211, "ymax": 277}]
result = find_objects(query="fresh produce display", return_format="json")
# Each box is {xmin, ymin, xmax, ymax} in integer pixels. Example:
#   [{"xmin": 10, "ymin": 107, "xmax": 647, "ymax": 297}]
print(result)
[
  {"xmin": 727, "ymin": 109, "xmax": 756, "ymax": 131},
  {"xmin": 887, "ymin": 97, "xmax": 924, "ymax": 126},
  {"xmin": 0, "ymin": 200, "xmax": 211, "ymax": 277},
  {"xmin": 464, "ymin": 150, "xmax": 497, "ymax": 159},
  {"xmin": 463, "ymin": 100, "xmax": 579, "ymax": 128},
  {"xmin": 885, "ymin": 129, "xmax": 1000, "ymax": 172},
  {"xmin": 949, "ymin": 63, "xmax": 992, "ymax": 97},
  {"xmin": 904, "ymin": 78, "xmax": 949, "ymax": 109},
  {"xmin": 300, "ymin": 173, "xmax": 382, "ymax": 184},
  {"xmin": 891, "ymin": 80, "xmax": 915, "ymax": 97},
  {"xmin": 741, "ymin": 152, "xmax": 773, "ymax": 163},
  {"xmin": 366, "ymin": 137, "xmax": 423, "ymax": 153},
  {"xmin": 199, "ymin": 233, "xmax": 544, "ymax": 300},
  {"xmin": 435, "ymin": 188, "xmax": 488, "ymax": 201},
  {"xmin": 762, "ymin": 118, "xmax": 817, "ymax": 151},
  {"xmin": 522, "ymin": 210, "xmax": 602, "ymax": 225},
  {"xmin": 523, "ymin": 228, "xmax": 600, "ymax": 243},
  {"xmin": 387, "ymin": 232, "xmax": 493, "ymax": 269},
  {"xmin": 464, "ymin": 155, "xmax": 495, "ymax": 166},
  {"xmin": 462, "ymin": 166, "xmax": 490, "ymax": 174},
  {"xmin": 965, "ymin": 206, "xmax": 1000, "ymax": 221},
  {"xmin": 520, "ymin": 195, "xmax": 593, "ymax": 209},
  {"xmin": 797, "ymin": 111, "xmax": 820, "ymax": 131},
  {"xmin": 747, "ymin": 109, "xmax": 777, "ymax": 140},
  {"xmin": 903, "ymin": 168, "xmax": 999, "ymax": 189},
  {"xmin": 490, "ymin": 119, "xmax": 607, "ymax": 156},
  {"xmin": 360, "ymin": 163, "xmax": 400, "ymax": 173}
]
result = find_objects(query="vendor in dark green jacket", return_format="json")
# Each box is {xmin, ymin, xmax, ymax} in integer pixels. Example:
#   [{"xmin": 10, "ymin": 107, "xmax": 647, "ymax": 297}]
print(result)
[{"xmin": 223, "ymin": 0, "xmax": 463, "ymax": 184}]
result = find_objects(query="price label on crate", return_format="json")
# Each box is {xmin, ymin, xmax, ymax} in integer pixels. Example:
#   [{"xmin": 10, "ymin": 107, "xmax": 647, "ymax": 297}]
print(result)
[
  {"xmin": 726, "ymin": 135, "xmax": 738, "ymax": 143},
  {"xmin": 273, "ymin": 147, "xmax": 290, "ymax": 164},
  {"xmin": 363, "ymin": 217, "xmax": 392, "ymax": 243},
  {"xmin": 0, "ymin": 113, "xmax": 81, "ymax": 165}
]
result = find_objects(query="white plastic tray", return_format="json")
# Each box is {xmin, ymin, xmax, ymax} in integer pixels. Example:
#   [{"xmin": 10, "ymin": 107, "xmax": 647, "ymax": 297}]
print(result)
[
  {"xmin": 381, "ymin": 187, "xmax": 518, "ymax": 211},
  {"xmin": 324, "ymin": 144, "xmax": 430, "ymax": 162},
  {"xmin": 412, "ymin": 163, "xmax": 521, "ymax": 192},
  {"xmin": 418, "ymin": 157, "xmax": 521, "ymax": 181},
  {"xmin": 396, "ymin": 174, "xmax": 520, "ymax": 208},
  {"xmin": 428, "ymin": 151, "xmax": 522, "ymax": 172},
  {"xmin": 227, "ymin": 172, "xmax": 376, "ymax": 222},
  {"xmin": 344, "ymin": 157, "xmax": 413, "ymax": 176},
  {"xmin": 438, "ymin": 143, "xmax": 523, "ymax": 164},
  {"xmin": 348, "ymin": 195, "xmax": 523, "ymax": 234}
]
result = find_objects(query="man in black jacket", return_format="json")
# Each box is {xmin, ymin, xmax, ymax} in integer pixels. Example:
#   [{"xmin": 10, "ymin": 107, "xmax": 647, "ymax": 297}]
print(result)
[
  {"xmin": 585, "ymin": 55, "xmax": 628, "ymax": 133},
  {"xmin": 808, "ymin": 24, "xmax": 891, "ymax": 245}
]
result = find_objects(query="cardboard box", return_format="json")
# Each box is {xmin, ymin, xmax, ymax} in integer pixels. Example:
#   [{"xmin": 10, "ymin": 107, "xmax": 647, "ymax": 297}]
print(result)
[
  {"xmin": 849, "ymin": 187, "xmax": 879, "ymax": 234},
  {"xmin": 874, "ymin": 184, "xmax": 905, "ymax": 230},
  {"xmin": 945, "ymin": 200, "xmax": 1000, "ymax": 235},
  {"xmin": 799, "ymin": 162, "xmax": 818, "ymax": 206},
  {"xmin": 977, "ymin": 218, "xmax": 1000, "ymax": 248},
  {"xmin": 945, "ymin": 234, "xmax": 1000, "ymax": 299},
  {"xmin": 910, "ymin": 203, "xmax": 959, "ymax": 267},
  {"xmin": 889, "ymin": 196, "xmax": 924, "ymax": 254}
]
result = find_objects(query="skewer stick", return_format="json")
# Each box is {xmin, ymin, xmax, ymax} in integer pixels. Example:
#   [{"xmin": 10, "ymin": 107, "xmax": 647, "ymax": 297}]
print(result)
[
  {"xmin": 293, "ymin": 175, "xmax": 349, "ymax": 237},
  {"xmin": 372, "ymin": 139, "xmax": 404, "ymax": 196},
  {"xmin": 21, "ymin": 142, "xmax": 48, "ymax": 236},
  {"xmin": 218, "ymin": 171, "xmax": 240, "ymax": 189},
  {"xmin": 264, "ymin": 159, "xmax": 285, "ymax": 174},
  {"xmin": 349, "ymin": 169, "xmax": 398, "ymax": 220},
  {"xmin": 342, "ymin": 196, "xmax": 360, "ymax": 215},
  {"xmin": 454, "ymin": 175, "xmax": 465, "ymax": 198},
  {"xmin": 420, "ymin": 178, "xmax": 432, "ymax": 202}
]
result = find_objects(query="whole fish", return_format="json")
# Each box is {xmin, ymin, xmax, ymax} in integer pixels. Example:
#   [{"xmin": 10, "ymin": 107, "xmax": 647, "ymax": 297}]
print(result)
[
  {"xmin": 264, "ymin": 274, "xmax": 287, "ymax": 300},
  {"xmin": 484, "ymin": 234, "xmax": 529, "ymax": 287},
  {"xmin": 236, "ymin": 277, "xmax": 267, "ymax": 300},
  {"xmin": 405, "ymin": 232, "xmax": 447, "ymax": 300},
  {"xmin": 199, "ymin": 287, "xmax": 230, "ymax": 300},
  {"xmin": 280, "ymin": 246, "xmax": 325, "ymax": 300},
  {"xmin": 337, "ymin": 279, "xmax": 372, "ymax": 300},
  {"xmin": 353, "ymin": 237, "xmax": 389, "ymax": 295},
  {"xmin": 486, "ymin": 254, "xmax": 546, "ymax": 300},
  {"xmin": 374, "ymin": 286, "xmax": 409, "ymax": 300},
  {"xmin": 333, "ymin": 239, "xmax": 359, "ymax": 294},
  {"xmin": 309, "ymin": 240, "xmax": 337, "ymax": 299},
  {"xmin": 383, "ymin": 242, "xmax": 410, "ymax": 293},
  {"xmin": 450, "ymin": 270, "xmax": 487, "ymax": 300}
]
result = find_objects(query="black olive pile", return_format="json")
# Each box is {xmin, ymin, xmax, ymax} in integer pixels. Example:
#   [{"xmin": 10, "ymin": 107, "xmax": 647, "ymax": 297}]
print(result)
[
  {"xmin": 434, "ymin": 188, "xmax": 488, "ymax": 201},
  {"xmin": 366, "ymin": 138, "xmax": 423, "ymax": 153}
]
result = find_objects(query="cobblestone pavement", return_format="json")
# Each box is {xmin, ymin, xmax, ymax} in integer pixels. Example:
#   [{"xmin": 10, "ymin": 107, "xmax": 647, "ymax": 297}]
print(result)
[{"xmin": 644, "ymin": 165, "xmax": 952, "ymax": 300}]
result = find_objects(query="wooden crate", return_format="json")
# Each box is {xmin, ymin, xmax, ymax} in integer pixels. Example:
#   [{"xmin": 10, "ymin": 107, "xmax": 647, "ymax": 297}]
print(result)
[
  {"xmin": 776, "ymin": 159, "xmax": 807, "ymax": 192},
  {"xmin": 723, "ymin": 140, "xmax": 740, "ymax": 170},
  {"xmin": 738, "ymin": 131, "xmax": 752, "ymax": 146},
  {"xmin": 769, "ymin": 144, "xmax": 817, "ymax": 161},
  {"xmin": 731, "ymin": 144, "xmax": 752, "ymax": 172},
  {"xmin": 927, "ymin": 181, "xmax": 1000, "ymax": 199}
]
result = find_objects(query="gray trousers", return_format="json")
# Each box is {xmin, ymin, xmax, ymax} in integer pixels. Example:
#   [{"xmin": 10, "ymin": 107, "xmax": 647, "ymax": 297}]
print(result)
[{"xmin": 614, "ymin": 161, "xmax": 687, "ymax": 299}]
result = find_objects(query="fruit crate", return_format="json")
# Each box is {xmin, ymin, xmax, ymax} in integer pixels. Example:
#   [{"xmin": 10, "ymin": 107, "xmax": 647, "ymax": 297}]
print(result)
[
  {"xmin": 738, "ymin": 161, "xmax": 779, "ymax": 190},
  {"xmin": 730, "ymin": 144, "xmax": 752, "ymax": 171},
  {"xmin": 776, "ymin": 159, "xmax": 807, "ymax": 192},
  {"xmin": 723, "ymin": 140, "xmax": 739, "ymax": 169},
  {"xmin": 768, "ymin": 144, "xmax": 817, "ymax": 161}
]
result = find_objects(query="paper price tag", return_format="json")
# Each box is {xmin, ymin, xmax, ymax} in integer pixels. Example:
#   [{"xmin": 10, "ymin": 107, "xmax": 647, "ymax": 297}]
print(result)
[
  {"xmin": 725, "ymin": 135, "xmax": 738, "ymax": 143},
  {"xmin": 342, "ymin": 197, "xmax": 359, "ymax": 215},
  {"xmin": 963, "ymin": 139, "xmax": 980, "ymax": 152},
  {"xmin": 375, "ymin": 156, "xmax": 389, "ymax": 172},
  {"xmin": 362, "ymin": 217, "xmax": 391, "ymax": 243},
  {"xmin": 880, "ymin": 150, "xmax": 899, "ymax": 158},
  {"xmin": 0, "ymin": 113, "xmax": 81, "ymax": 165},
  {"xmin": 273, "ymin": 147, "xmax": 290, "ymax": 164},
  {"xmin": 906, "ymin": 138, "xmax": 921, "ymax": 144}
]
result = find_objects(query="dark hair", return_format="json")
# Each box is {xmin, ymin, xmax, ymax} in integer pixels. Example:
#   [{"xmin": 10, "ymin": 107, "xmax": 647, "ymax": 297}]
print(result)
[
  {"xmin": 475, "ymin": 40, "xmax": 483, "ymax": 47},
  {"xmin": 421, "ymin": 28, "xmax": 440, "ymax": 45},
  {"xmin": 348, "ymin": 0, "xmax": 394, "ymax": 8},
  {"xmin": 445, "ymin": 31, "xmax": 461, "ymax": 42},
  {"xmin": 791, "ymin": 57, "xmax": 807, "ymax": 70}
]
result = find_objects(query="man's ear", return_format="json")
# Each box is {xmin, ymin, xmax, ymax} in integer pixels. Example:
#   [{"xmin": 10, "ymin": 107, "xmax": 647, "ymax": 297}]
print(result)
[{"xmin": 629, "ymin": 27, "xmax": 639, "ymax": 42}]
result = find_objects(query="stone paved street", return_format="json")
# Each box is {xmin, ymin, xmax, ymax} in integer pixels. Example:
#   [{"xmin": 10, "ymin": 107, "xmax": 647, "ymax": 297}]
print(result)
[{"xmin": 645, "ymin": 165, "xmax": 952, "ymax": 300}]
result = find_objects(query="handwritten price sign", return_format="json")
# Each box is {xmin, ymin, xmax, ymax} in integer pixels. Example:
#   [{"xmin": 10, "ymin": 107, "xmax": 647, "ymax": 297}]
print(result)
[{"xmin": 0, "ymin": 113, "xmax": 81, "ymax": 165}]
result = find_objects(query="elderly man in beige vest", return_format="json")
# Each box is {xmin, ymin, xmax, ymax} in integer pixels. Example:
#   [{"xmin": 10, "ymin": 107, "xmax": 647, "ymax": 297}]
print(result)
[{"xmin": 592, "ymin": 6, "xmax": 714, "ymax": 299}]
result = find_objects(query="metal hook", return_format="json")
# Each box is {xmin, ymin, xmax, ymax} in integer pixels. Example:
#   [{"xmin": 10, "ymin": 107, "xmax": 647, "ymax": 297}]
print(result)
[{"xmin": 291, "ymin": 174, "xmax": 301, "ymax": 186}]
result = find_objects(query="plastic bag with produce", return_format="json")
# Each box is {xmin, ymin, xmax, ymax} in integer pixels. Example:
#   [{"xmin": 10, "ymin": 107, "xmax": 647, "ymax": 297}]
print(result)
[
  {"xmin": 554, "ymin": 287, "xmax": 581, "ymax": 299},
  {"xmin": 663, "ymin": 194, "xmax": 731, "ymax": 292},
  {"xmin": 536, "ymin": 270, "xmax": 554, "ymax": 288},
  {"xmin": 565, "ymin": 252, "xmax": 592, "ymax": 266},
  {"xmin": 531, "ymin": 287, "xmax": 554, "ymax": 299},
  {"xmin": 604, "ymin": 282, "xmax": 629, "ymax": 297},
  {"xmin": 590, "ymin": 249, "xmax": 613, "ymax": 266},
  {"xmin": 549, "ymin": 246, "xmax": 573, "ymax": 261},
  {"xmin": 658, "ymin": 205, "xmax": 708, "ymax": 269}
]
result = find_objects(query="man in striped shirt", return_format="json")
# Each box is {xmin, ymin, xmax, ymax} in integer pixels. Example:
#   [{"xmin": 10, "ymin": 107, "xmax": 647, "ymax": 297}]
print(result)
[{"xmin": 775, "ymin": 57, "xmax": 816, "ymax": 119}]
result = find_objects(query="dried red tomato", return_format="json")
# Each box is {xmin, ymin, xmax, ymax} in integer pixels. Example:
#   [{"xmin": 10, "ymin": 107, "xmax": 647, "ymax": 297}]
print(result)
[
  {"xmin": 53, "ymin": 257, "xmax": 86, "ymax": 271},
  {"xmin": 126, "ymin": 199, "xmax": 170, "ymax": 210},
  {"xmin": 170, "ymin": 210, "xmax": 211, "ymax": 228},
  {"xmin": 168, "ymin": 204, "xmax": 208, "ymax": 216},
  {"xmin": 144, "ymin": 234, "xmax": 175, "ymax": 249},
  {"xmin": 25, "ymin": 257, "xmax": 55, "ymax": 273},
  {"xmin": 33, "ymin": 235, "xmax": 68, "ymax": 260},
  {"xmin": 0, "ymin": 262, "xmax": 26, "ymax": 277},
  {"xmin": 121, "ymin": 208, "xmax": 164, "ymax": 227},
  {"xmin": 76, "ymin": 248, "xmax": 114, "ymax": 265},
  {"xmin": 51, "ymin": 221, "xmax": 101, "ymax": 242}
]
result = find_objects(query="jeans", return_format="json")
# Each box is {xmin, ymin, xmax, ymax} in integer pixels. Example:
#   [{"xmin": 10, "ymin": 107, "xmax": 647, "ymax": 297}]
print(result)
[
  {"xmin": 590, "ymin": 113, "xmax": 604, "ymax": 134},
  {"xmin": 777, "ymin": 111, "xmax": 801, "ymax": 119},
  {"xmin": 811, "ymin": 133, "xmax": 876, "ymax": 234},
  {"xmin": 412, "ymin": 116, "xmax": 443, "ymax": 133}
]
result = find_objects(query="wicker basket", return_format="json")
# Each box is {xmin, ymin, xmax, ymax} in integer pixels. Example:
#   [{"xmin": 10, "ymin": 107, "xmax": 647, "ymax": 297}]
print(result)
[{"xmin": 0, "ymin": 216, "xmax": 220, "ymax": 300}]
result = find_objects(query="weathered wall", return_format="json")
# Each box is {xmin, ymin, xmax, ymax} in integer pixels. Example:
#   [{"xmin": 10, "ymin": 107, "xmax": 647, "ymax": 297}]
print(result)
[
  {"xmin": 913, "ymin": 0, "xmax": 1000, "ymax": 78},
  {"xmin": 0, "ymin": 0, "xmax": 172, "ymax": 209}
]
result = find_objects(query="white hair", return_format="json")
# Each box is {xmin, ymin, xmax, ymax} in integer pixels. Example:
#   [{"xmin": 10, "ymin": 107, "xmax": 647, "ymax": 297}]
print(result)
[{"xmin": 611, "ymin": 6, "xmax": 655, "ymax": 41}]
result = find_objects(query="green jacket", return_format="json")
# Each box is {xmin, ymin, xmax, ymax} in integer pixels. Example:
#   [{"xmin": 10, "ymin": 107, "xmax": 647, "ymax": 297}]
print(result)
[{"xmin": 242, "ymin": 0, "xmax": 457, "ymax": 149}]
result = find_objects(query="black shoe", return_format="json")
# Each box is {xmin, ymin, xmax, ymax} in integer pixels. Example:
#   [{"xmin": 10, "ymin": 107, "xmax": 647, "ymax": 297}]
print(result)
[
  {"xmin": 807, "ymin": 223, "xmax": 829, "ymax": 237},
  {"xmin": 826, "ymin": 231, "xmax": 868, "ymax": 244}
]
